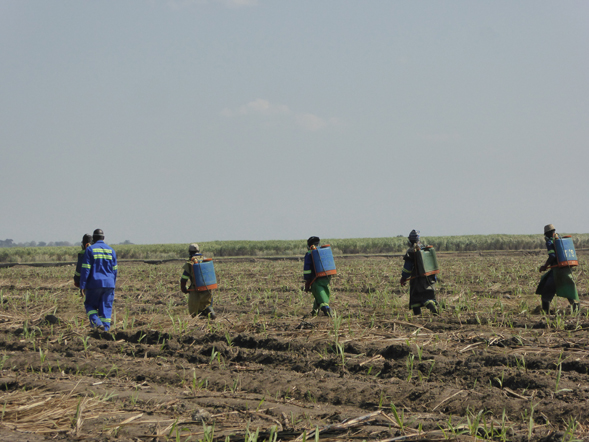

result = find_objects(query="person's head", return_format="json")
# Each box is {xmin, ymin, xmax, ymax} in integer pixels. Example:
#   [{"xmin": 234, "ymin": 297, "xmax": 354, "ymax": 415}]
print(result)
[
  {"xmin": 544, "ymin": 224, "xmax": 556, "ymax": 238},
  {"xmin": 81, "ymin": 233, "xmax": 92, "ymax": 249},
  {"xmin": 408, "ymin": 229, "xmax": 420, "ymax": 244},
  {"xmin": 188, "ymin": 243, "xmax": 200, "ymax": 257},
  {"xmin": 307, "ymin": 236, "xmax": 320, "ymax": 249},
  {"xmin": 92, "ymin": 229, "xmax": 105, "ymax": 243}
]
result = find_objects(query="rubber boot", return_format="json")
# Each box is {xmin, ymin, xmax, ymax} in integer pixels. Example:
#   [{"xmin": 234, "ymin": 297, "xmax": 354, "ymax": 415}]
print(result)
[
  {"xmin": 412, "ymin": 306, "xmax": 422, "ymax": 316},
  {"xmin": 200, "ymin": 306, "xmax": 217, "ymax": 320},
  {"xmin": 570, "ymin": 302, "xmax": 580, "ymax": 313},
  {"xmin": 425, "ymin": 302, "xmax": 439, "ymax": 316},
  {"xmin": 321, "ymin": 306, "xmax": 332, "ymax": 317},
  {"xmin": 541, "ymin": 301, "xmax": 551, "ymax": 314}
]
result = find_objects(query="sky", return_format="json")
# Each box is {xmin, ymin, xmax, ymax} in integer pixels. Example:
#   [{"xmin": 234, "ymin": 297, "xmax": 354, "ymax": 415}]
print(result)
[{"xmin": 1, "ymin": 0, "xmax": 588, "ymax": 245}]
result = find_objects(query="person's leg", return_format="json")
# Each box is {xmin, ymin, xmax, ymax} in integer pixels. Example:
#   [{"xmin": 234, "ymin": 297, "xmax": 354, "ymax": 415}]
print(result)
[
  {"xmin": 538, "ymin": 271, "xmax": 556, "ymax": 313},
  {"xmin": 423, "ymin": 299, "xmax": 439, "ymax": 315},
  {"xmin": 84, "ymin": 289, "xmax": 104, "ymax": 328},
  {"xmin": 320, "ymin": 283, "xmax": 331, "ymax": 316},
  {"xmin": 541, "ymin": 289, "xmax": 555, "ymax": 314},
  {"xmin": 311, "ymin": 279, "xmax": 330, "ymax": 315},
  {"xmin": 554, "ymin": 268, "xmax": 579, "ymax": 311},
  {"xmin": 197, "ymin": 291, "xmax": 215, "ymax": 318},
  {"xmin": 188, "ymin": 291, "xmax": 199, "ymax": 317},
  {"xmin": 98, "ymin": 288, "xmax": 115, "ymax": 331},
  {"xmin": 568, "ymin": 298, "xmax": 580, "ymax": 313}
]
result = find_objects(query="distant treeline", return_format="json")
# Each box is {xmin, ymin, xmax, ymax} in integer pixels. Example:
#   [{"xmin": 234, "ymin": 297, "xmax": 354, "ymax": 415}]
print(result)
[
  {"xmin": 0, "ymin": 239, "xmax": 134, "ymax": 248},
  {"xmin": 0, "ymin": 239, "xmax": 74, "ymax": 248},
  {"xmin": 1, "ymin": 234, "xmax": 588, "ymax": 264}
]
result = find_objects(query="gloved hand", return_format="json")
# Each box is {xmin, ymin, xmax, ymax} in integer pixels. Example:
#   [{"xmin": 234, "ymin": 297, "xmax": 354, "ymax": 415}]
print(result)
[
  {"xmin": 400, "ymin": 277, "xmax": 407, "ymax": 286},
  {"xmin": 181, "ymin": 286, "xmax": 189, "ymax": 294},
  {"xmin": 304, "ymin": 281, "xmax": 311, "ymax": 292},
  {"xmin": 539, "ymin": 265, "xmax": 547, "ymax": 272}
]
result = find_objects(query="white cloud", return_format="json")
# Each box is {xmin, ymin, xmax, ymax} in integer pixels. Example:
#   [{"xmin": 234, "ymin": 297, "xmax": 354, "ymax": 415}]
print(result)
[
  {"xmin": 296, "ymin": 113, "xmax": 327, "ymax": 131},
  {"xmin": 221, "ymin": 99, "xmax": 289, "ymax": 117},
  {"xmin": 221, "ymin": 98, "xmax": 338, "ymax": 132},
  {"xmin": 238, "ymin": 98, "xmax": 290, "ymax": 116}
]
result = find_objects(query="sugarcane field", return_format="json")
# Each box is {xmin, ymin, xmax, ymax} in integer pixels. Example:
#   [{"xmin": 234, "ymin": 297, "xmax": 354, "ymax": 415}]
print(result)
[{"xmin": 1, "ymin": 249, "xmax": 588, "ymax": 442}]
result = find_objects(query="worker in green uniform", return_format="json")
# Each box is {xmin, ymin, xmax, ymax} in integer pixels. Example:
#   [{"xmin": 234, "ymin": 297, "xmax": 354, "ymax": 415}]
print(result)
[
  {"xmin": 180, "ymin": 243, "xmax": 216, "ymax": 319},
  {"xmin": 303, "ymin": 236, "xmax": 332, "ymax": 316},
  {"xmin": 536, "ymin": 224, "xmax": 579, "ymax": 313}
]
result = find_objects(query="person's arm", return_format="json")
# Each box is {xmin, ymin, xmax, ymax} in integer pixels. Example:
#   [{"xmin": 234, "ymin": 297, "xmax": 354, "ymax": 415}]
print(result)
[
  {"xmin": 79, "ymin": 247, "xmax": 92, "ymax": 290},
  {"xmin": 112, "ymin": 249, "xmax": 118, "ymax": 283},
  {"xmin": 74, "ymin": 252, "xmax": 83, "ymax": 287},
  {"xmin": 180, "ymin": 270, "xmax": 190, "ymax": 294},
  {"xmin": 540, "ymin": 238, "xmax": 557, "ymax": 271},
  {"xmin": 400, "ymin": 252, "xmax": 413, "ymax": 285},
  {"xmin": 303, "ymin": 252, "xmax": 314, "ymax": 291}
]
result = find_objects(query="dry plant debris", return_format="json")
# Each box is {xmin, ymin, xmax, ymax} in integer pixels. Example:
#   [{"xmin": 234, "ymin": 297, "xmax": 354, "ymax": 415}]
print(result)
[{"xmin": 0, "ymin": 252, "xmax": 587, "ymax": 441}]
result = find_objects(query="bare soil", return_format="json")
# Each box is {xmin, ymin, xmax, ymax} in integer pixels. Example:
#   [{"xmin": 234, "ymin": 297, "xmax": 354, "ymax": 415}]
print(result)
[{"xmin": 0, "ymin": 252, "xmax": 588, "ymax": 441}]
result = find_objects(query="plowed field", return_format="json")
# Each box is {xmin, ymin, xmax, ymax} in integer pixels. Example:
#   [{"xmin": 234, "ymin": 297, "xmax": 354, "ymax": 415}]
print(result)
[{"xmin": 0, "ymin": 252, "xmax": 588, "ymax": 441}]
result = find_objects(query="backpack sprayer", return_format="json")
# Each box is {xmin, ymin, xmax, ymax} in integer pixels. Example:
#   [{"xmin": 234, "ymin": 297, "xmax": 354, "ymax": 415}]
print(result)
[{"xmin": 190, "ymin": 257, "xmax": 218, "ymax": 292}]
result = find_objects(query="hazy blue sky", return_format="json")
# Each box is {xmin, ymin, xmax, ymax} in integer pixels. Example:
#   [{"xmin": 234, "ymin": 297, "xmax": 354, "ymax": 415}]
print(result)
[{"xmin": 1, "ymin": 1, "xmax": 587, "ymax": 244}]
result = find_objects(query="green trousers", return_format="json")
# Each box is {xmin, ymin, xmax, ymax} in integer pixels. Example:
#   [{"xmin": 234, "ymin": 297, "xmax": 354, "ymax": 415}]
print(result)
[
  {"xmin": 188, "ymin": 290, "xmax": 213, "ymax": 317},
  {"xmin": 536, "ymin": 268, "xmax": 579, "ymax": 302},
  {"xmin": 311, "ymin": 277, "xmax": 331, "ymax": 311}
]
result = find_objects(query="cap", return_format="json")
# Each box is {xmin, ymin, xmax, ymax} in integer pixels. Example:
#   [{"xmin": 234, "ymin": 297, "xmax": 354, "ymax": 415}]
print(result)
[
  {"xmin": 188, "ymin": 243, "xmax": 200, "ymax": 254},
  {"xmin": 307, "ymin": 236, "xmax": 320, "ymax": 247},
  {"xmin": 408, "ymin": 229, "xmax": 420, "ymax": 243}
]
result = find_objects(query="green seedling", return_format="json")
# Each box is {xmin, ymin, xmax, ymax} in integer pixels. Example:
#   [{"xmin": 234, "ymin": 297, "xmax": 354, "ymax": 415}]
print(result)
[
  {"xmin": 390, "ymin": 402, "xmax": 405, "ymax": 432},
  {"xmin": 80, "ymin": 336, "xmax": 90, "ymax": 352}
]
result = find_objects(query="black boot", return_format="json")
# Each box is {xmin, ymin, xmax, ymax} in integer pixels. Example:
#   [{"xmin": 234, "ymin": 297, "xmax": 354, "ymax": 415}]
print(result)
[
  {"xmin": 200, "ymin": 307, "xmax": 217, "ymax": 320},
  {"xmin": 541, "ymin": 301, "xmax": 551, "ymax": 314},
  {"xmin": 320, "ymin": 306, "xmax": 332, "ymax": 317},
  {"xmin": 412, "ymin": 306, "xmax": 422, "ymax": 316},
  {"xmin": 571, "ymin": 302, "xmax": 580, "ymax": 313},
  {"xmin": 425, "ymin": 301, "xmax": 439, "ymax": 316}
]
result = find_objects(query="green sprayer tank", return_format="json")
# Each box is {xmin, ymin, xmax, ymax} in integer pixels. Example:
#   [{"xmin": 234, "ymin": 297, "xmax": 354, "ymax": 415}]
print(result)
[{"xmin": 416, "ymin": 246, "xmax": 440, "ymax": 277}]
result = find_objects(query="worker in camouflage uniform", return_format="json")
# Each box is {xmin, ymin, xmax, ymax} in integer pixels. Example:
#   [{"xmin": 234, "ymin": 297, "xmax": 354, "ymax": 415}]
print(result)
[
  {"xmin": 73, "ymin": 233, "xmax": 92, "ymax": 289},
  {"xmin": 180, "ymin": 243, "xmax": 216, "ymax": 319},
  {"xmin": 400, "ymin": 230, "xmax": 439, "ymax": 315},
  {"xmin": 303, "ymin": 236, "xmax": 332, "ymax": 317},
  {"xmin": 536, "ymin": 224, "xmax": 579, "ymax": 313}
]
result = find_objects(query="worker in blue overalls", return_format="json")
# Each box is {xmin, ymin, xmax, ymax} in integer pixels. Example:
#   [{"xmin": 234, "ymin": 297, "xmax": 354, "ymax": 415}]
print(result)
[
  {"xmin": 73, "ymin": 233, "xmax": 92, "ymax": 289},
  {"xmin": 400, "ymin": 230, "xmax": 439, "ymax": 316},
  {"xmin": 536, "ymin": 224, "xmax": 579, "ymax": 313},
  {"xmin": 79, "ymin": 229, "xmax": 118, "ymax": 331},
  {"xmin": 303, "ymin": 236, "xmax": 332, "ymax": 317}
]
